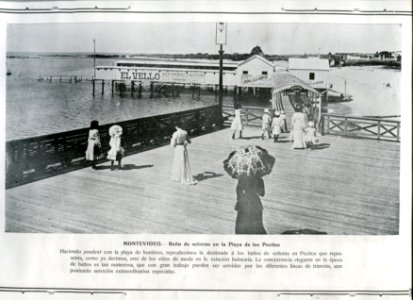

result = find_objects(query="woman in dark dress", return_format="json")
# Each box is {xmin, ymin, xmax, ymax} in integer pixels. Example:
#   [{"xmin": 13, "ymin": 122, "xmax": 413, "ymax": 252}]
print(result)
[{"xmin": 235, "ymin": 174, "xmax": 267, "ymax": 234}]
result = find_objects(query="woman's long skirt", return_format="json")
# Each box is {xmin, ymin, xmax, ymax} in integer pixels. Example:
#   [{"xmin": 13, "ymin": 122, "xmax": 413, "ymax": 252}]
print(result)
[
  {"xmin": 292, "ymin": 127, "xmax": 306, "ymax": 149},
  {"xmin": 171, "ymin": 145, "xmax": 195, "ymax": 184}
]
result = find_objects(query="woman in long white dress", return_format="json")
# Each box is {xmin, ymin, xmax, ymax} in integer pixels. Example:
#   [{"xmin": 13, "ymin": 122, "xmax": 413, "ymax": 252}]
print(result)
[
  {"xmin": 171, "ymin": 124, "xmax": 197, "ymax": 185},
  {"xmin": 231, "ymin": 104, "xmax": 244, "ymax": 139},
  {"xmin": 85, "ymin": 120, "xmax": 101, "ymax": 169},
  {"xmin": 290, "ymin": 106, "xmax": 307, "ymax": 149}
]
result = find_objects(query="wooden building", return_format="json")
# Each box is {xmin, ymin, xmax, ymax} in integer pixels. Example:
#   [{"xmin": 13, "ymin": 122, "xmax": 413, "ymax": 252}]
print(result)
[{"xmin": 288, "ymin": 57, "xmax": 330, "ymax": 90}]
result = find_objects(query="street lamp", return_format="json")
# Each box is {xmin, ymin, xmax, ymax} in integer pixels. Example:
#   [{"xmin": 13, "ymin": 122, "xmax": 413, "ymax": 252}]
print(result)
[{"xmin": 216, "ymin": 22, "xmax": 227, "ymax": 125}]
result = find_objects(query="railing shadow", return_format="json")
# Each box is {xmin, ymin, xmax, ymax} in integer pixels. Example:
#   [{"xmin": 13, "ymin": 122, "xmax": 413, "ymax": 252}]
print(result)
[
  {"xmin": 193, "ymin": 171, "xmax": 223, "ymax": 182},
  {"xmin": 6, "ymin": 105, "xmax": 223, "ymax": 189}
]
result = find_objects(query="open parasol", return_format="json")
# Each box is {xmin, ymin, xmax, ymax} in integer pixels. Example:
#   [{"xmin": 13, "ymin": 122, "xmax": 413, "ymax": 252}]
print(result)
[
  {"xmin": 109, "ymin": 125, "xmax": 123, "ymax": 137},
  {"xmin": 223, "ymin": 145, "xmax": 275, "ymax": 179}
]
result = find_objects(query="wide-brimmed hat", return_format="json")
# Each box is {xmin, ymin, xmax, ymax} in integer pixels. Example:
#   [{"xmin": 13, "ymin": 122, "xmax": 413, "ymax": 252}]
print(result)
[
  {"xmin": 274, "ymin": 111, "xmax": 280, "ymax": 116},
  {"xmin": 280, "ymin": 110, "xmax": 285, "ymax": 114},
  {"xmin": 109, "ymin": 125, "xmax": 123, "ymax": 137},
  {"xmin": 308, "ymin": 121, "xmax": 315, "ymax": 128},
  {"xmin": 264, "ymin": 108, "xmax": 269, "ymax": 113}
]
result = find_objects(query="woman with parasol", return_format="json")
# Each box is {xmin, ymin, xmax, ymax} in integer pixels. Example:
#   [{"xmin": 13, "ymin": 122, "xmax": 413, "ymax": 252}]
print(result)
[
  {"xmin": 107, "ymin": 125, "xmax": 125, "ymax": 170},
  {"xmin": 170, "ymin": 120, "xmax": 197, "ymax": 185},
  {"xmin": 224, "ymin": 145, "xmax": 275, "ymax": 234},
  {"xmin": 85, "ymin": 120, "xmax": 101, "ymax": 169}
]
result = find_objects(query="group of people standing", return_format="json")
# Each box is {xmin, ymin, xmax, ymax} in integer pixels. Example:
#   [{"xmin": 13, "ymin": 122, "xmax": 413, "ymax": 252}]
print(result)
[
  {"xmin": 231, "ymin": 104, "xmax": 318, "ymax": 149},
  {"xmin": 85, "ymin": 120, "xmax": 124, "ymax": 170},
  {"xmin": 261, "ymin": 108, "xmax": 288, "ymax": 142},
  {"xmin": 85, "ymin": 120, "xmax": 197, "ymax": 184},
  {"xmin": 290, "ymin": 104, "xmax": 319, "ymax": 150}
]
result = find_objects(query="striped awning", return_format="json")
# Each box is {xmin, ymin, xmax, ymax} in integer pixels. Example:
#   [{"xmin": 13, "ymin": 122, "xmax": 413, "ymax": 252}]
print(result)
[{"xmin": 272, "ymin": 72, "xmax": 319, "ymax": 95}]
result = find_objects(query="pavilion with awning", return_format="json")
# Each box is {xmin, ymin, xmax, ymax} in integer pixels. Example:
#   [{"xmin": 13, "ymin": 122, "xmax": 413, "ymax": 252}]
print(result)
[{"xmin": 271, "ymin": 72, "xmax": 321, "ymax": 121}]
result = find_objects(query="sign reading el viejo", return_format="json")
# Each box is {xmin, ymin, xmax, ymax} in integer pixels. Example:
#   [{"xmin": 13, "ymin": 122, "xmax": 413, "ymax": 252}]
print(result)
[
  {"xmin": 115, "ymin": 69, "xmax": 207, "ymax": 84},
  {"xmin": 120, "ymin": 71, "xmax": 161, "ymax": 80}
]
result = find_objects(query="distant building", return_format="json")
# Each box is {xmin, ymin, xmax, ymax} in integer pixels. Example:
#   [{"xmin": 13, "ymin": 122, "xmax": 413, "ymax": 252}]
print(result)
[
  {"xmin": 237, "ymin": 54, "xmax": 275, "ymax": 87},
  {"xmin": 392, "ymin": 51, "xmax": 402, "ymax": 62},
  {"xmin": 378, "ymin": 51, "xmax": 393, "ymax": 61},
  {"xmin": 95, "ymin": 55, "xmax": 276, "ymax": 87},
  {"xmin": 288, "ymin": 57, "xmax": 330, "ymax": 90}
]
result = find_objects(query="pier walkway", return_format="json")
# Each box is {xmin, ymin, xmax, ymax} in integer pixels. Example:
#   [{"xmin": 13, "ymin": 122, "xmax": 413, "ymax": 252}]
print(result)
[{"xmin": 6, "ymin": 127, "xmax": 400, "ymax": 235}]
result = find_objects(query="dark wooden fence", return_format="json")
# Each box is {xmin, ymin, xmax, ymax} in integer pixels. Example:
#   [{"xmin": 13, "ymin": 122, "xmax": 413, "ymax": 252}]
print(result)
[
  {"xmin": 6, "ymin": 105, "xmax": 222, "ymax": 189},
  {"xmin": 320, "ymin": 113, "xmax": 401, "ymax": 142}
]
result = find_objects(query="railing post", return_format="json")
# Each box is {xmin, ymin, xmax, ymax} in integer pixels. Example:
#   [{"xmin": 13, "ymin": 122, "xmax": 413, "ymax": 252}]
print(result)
[
  {"xmin": 377, "ymin": 120, "xmax": 381, "ymax": 140},
  {"xmin": 320, "ymin": 115, "xmax": 325, "ymax": 136},
  {"xmin": 344, "ymin": 117, "xmax": 348, "ymax": 137},
  {"xmin": 396, "ymin": 122, "xmax": 400, "ymax": 142},
  {"xmin": 326, "ymin": 116, "xmax": 330, "ymax": 135}
]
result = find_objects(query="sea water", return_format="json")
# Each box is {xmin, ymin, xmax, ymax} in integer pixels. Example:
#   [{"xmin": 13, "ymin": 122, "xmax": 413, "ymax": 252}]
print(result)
[{"xmin": 5, "ymin": 55, "xmax": 401, "ymax": 140}]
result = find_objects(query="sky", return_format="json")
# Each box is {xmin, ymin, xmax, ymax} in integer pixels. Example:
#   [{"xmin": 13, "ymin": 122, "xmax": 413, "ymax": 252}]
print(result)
[{"xmin": 7, "ymin": 22, "xmax": 401, "ymax": 55}]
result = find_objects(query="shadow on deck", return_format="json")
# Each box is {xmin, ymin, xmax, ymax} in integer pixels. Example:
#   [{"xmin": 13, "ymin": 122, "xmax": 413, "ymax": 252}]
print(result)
[{"xmin": 5, "ymin": 127, "xmax": 400, "ymax": 235}]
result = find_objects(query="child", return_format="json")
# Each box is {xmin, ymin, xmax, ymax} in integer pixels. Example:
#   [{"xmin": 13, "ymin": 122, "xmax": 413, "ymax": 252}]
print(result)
[
  {"xmin": 85, "ymin": 120, "xmax": 101, "ymax": 169},
  {"xmin": 304, "ymin": 121, "xmax": 318, "ymax": 149},
  {"xmin": 271, "ymin": 111, "xmax": 282, "ymax": 142},
  {"xmin": 107, "ymin": 125, "xmax": 125, "ymax": 170},
  {"xmin": 280, "ymin": 110, "xmax": 287, "ymax": 132},
  {"xmin": 261, "ymin": 108, "xmax": 272, "ymax": 140}
]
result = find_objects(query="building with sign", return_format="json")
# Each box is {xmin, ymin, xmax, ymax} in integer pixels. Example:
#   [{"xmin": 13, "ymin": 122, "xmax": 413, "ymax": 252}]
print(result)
[
  {"xmin": 237, "ymin": 55, "xmax": 274, "ymax": 87},
  {"xmin": 95, "ymin": 55, "xmax": 276, "ymax": 87},
  {"xmin": 94, "ymin": 55, "xmax": 323, "ymax": 120}
]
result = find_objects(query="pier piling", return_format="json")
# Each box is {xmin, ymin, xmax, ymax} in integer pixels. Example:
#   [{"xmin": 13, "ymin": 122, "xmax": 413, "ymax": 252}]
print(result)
[{"xmin": 138, "ymin": 82, "xmax": 142, "ymax": 98}]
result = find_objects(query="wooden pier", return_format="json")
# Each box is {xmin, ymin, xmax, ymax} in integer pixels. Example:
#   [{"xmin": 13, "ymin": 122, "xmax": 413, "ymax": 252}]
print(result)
[
  {"xmin": 5, "ymin": 126, "xmax": 400, "ymax": 235},
  {"xmin": 38, "ymin": 75, "xmax": 91, "ymax": 83}
]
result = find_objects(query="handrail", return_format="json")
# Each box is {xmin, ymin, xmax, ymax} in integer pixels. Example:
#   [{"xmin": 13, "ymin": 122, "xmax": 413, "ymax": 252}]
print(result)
[
  {"xmin": 320, "ymin": 113, "xmax": 400, "ymax": 142},
  {"xmin": 321, "ymin": 113, "xmax": 401, "ymax": 123},
  {"xmin": 6, "ymin": 105, "xmax": 222, "ymax": 189}
]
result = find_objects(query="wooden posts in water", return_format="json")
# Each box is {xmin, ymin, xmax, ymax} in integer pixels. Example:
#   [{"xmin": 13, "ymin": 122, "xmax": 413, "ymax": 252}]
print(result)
[
  {"xmin": 92, "ymin": 79, "xmax": 95, "ymax": 96},
  {"xmin": 111, "ymin": 80, "xmax": 115, "ymax": 97},
  {"xmin": 101, "ymin": 80, "xmax": 105, "ymax": 95},
  {"xmin": 150, "ymin": 82, "xmax": 154, "ymax": 98},
  {"xmin": 171, "ymin": 83, "xmax": 175, "ymax": 98},
  {"xmin": 233, "ymin": 85, "xmax": 237, "ymax": 102},
  {"xmin": 131, "ymin": 81, "xmax": 135, "ymax": 97},
  {"xmin": 138, "ymin": 82, "xmax": 142, "ymax": 98}
]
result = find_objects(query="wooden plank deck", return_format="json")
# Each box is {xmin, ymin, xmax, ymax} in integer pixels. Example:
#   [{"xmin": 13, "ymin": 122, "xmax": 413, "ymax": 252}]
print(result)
[{"xmin": 5, "ymin": 127, "xmax": 400, "ymax": 235}]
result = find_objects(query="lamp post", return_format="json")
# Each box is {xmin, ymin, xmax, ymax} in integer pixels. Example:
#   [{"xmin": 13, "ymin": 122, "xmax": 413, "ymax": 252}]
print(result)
[
  {"xmin": 93, "ymin": 39, "xmax": 96, "ymax": 78},
  {"xmin": 216, "ymin": 22, "xmax": 227, "ymax": 126}
]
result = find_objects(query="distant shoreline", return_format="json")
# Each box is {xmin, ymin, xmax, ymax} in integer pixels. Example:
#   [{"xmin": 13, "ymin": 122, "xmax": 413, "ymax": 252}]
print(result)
[
  {"xmin": 334, "ymin": 60, "xmax": 401, "ymax": 69},
  {"xmin": 7, "ymin": 53, "xmax": 401, "ymax": 69}
]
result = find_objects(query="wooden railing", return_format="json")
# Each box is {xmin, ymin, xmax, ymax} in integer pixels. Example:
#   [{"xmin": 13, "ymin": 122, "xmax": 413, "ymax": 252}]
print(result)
[
  {"xmin": 222, "ymin": 105, "xmax": 269, "ymax": 127},
  {"xmin": 6, "ymin": 105, "xmax": 222, "ymax": 189},
  {"xmin": 320, "ymin": 113, "xmax": 400, "ymax": 142}
]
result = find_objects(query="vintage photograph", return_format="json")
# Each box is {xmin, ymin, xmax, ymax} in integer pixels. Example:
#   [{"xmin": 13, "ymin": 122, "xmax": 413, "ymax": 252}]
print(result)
[{"xmin": 5, "ymin": 22, "xmax": 401, "ymax": 235}]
